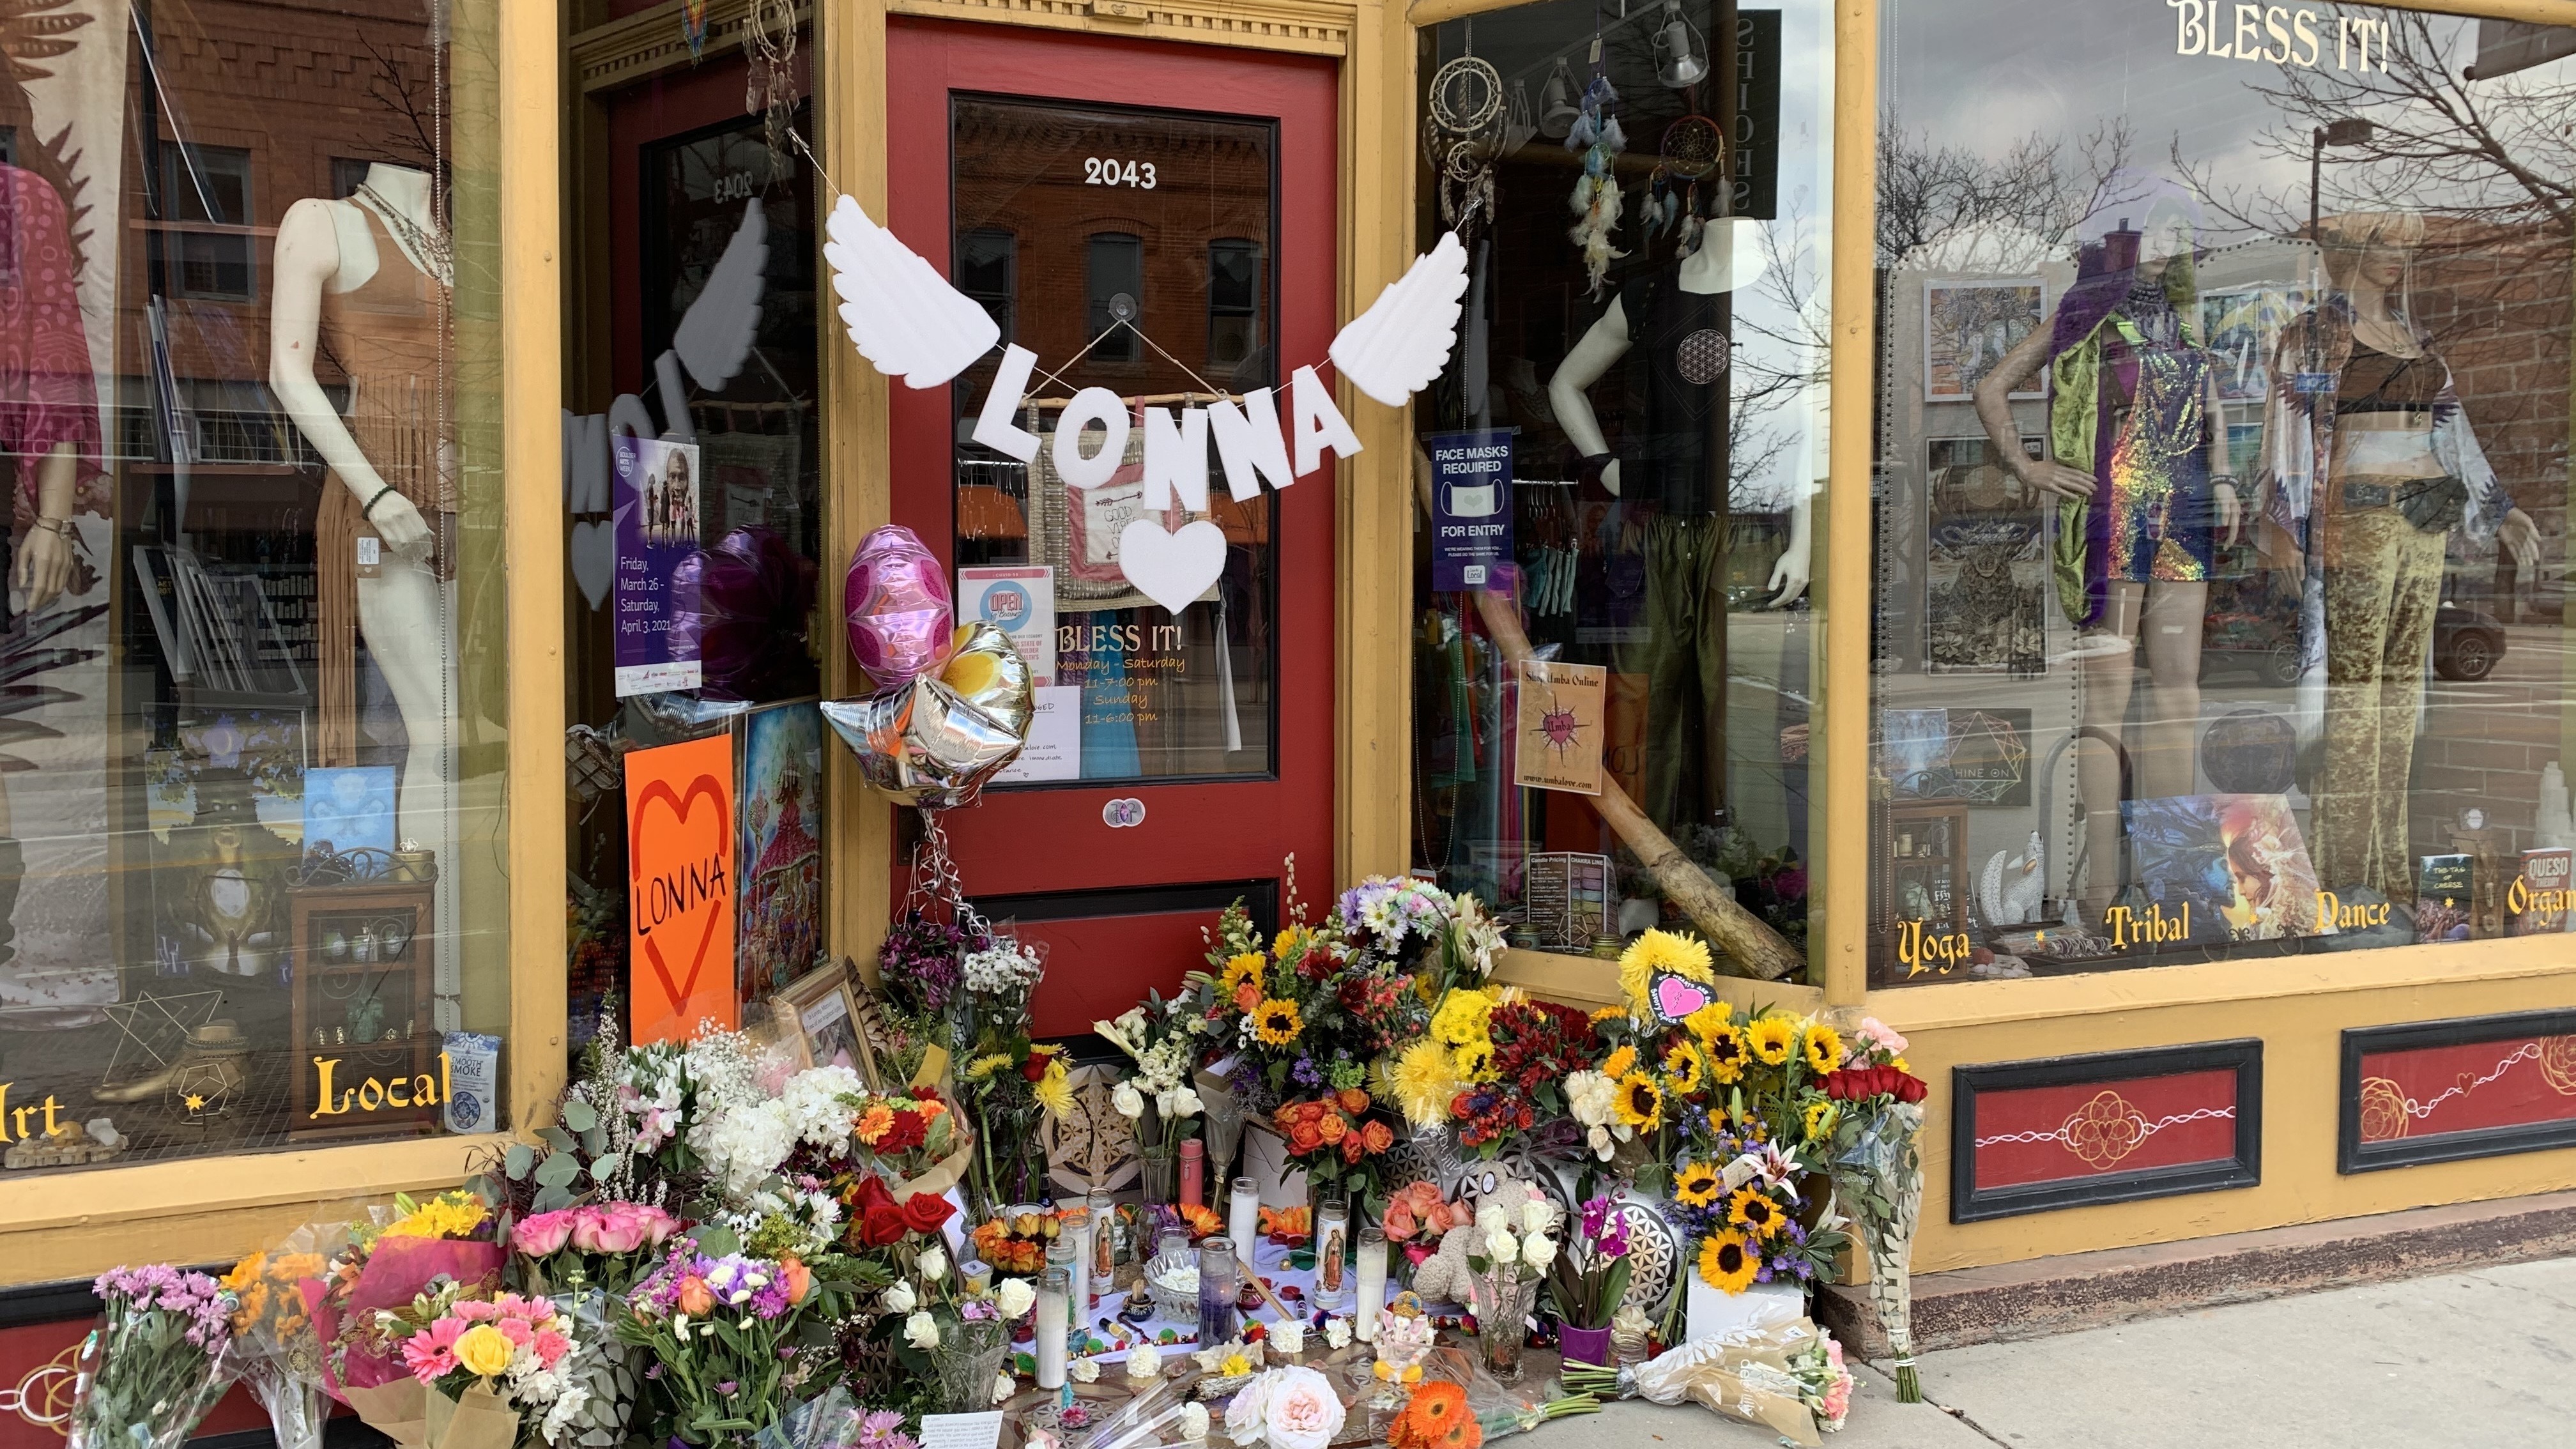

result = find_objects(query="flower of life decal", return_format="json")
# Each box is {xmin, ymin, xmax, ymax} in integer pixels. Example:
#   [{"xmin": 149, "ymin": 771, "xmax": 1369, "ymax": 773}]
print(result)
[
  {"xmin": 1974, "ymin": 1088, "xmax": 2237, "ymax": 1172},
  {"xmin": 2359, "ymin": 1036, "xmax": 2576, "ymax": 1143}
]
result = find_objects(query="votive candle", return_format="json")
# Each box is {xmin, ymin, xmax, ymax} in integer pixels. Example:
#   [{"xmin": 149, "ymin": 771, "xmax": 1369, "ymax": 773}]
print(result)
[{"xmin": 1354, "ymin": 1227, "xmax": 1388, "ymax": 1342}]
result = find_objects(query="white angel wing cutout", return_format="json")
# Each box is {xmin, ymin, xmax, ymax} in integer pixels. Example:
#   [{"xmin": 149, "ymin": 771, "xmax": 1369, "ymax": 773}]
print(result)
[
  {"xmin": 823, "ymin": 194, "xmax": 1000, "ymax": 389},
  {"xmin": 672, "ymin": 198, "xmax": 769, "ymax": 390},
  {"xmin": 1328, "ymin": 231, "xmax": 1469, "ymax": 407}
]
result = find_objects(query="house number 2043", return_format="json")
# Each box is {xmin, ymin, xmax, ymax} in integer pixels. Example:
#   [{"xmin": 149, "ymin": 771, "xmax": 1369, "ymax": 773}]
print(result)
[{"xmin": 1085, "ymin": 157, "xmax": 1157, "ymax": 189}]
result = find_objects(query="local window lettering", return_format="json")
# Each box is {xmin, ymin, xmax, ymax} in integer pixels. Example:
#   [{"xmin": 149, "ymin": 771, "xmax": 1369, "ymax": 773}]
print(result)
[{"xmin": 2167, "ymin": 1, "xmax": 2395, "ymax": 71}]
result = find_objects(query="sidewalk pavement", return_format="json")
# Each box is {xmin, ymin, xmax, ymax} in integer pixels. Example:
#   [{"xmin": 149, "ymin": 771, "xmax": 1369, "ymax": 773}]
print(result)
[{"xmin": 1533, "ymin": 1255, "xmax": 2575, "ymax": 1448}]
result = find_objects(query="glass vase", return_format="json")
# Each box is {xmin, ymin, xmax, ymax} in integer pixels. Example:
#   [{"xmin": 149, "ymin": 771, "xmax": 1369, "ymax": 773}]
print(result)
[
  {"xmin": 1469, "ymin": 1270, "xmax": 1538, "ymax": 1383},
  {"xmin": 932, "ymin": 1315, "xmax": 1014, "ymax": 1413},
  {"xmin": 1134, "ymin": 1104, "xmax": 1180, "ymax": 1206}
]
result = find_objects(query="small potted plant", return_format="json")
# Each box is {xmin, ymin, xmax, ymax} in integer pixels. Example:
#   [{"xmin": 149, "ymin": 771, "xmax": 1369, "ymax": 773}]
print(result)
[{"xmin": 1544, "ymin": 1194, "xmax": 1632, "ymax": 1367}]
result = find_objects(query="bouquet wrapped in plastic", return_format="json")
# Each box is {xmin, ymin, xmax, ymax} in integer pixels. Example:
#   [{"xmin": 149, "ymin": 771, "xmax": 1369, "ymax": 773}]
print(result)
[
  {"xmin": 224, "ymin": 1229, "xmax": 346, "ymax": 1449},
  {"xmin": 352, "ymin": 1285, "xmax": 586, "ymax": 1449},
  {"xmin": 66, "ymin": 1266, "xmax": 240, "ymax": 1449},
  {"xmin": 1818, "ymin": 1019, "xmax": 1928, "ymax": 1400},
  {"xmin": 1380, "ymin": 1346, "xmax": 1597, "ymax": 1447},
  {"xmin": 1560, "ymin": 1319, "xmax": 1846, "ymax": 1447},
  {"xmin": 750, "ymin": 1386, "xmax": 919, "ymax": 1449}
]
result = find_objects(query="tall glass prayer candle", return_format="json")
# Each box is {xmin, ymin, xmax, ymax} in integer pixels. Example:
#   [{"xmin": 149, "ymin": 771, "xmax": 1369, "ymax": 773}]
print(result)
[
  {"xmin": 1229, "ymin": 1177, "xmax": 1261, "ymax": 1271},
  {"xmin": 1059, "ymin": 1206, "xmax": 1093, "ymax": 1311},
  {"xmin": 1179, "ymin": 1137, "xmax": 1205, "ymax": 1209},
  {"xmin": 1197, "ymin": 1237, "xmax": 1241, "ymax": 1343},
  {"xmin": 1354, "ymin": 1227, "xmax": 1388, "ymax": 1342},
  {"xmin": 1313, "ymin": 1198, "xmax": 1350, "ymax": 1309},
  {"xmin": 1087, "ymin": 1192, "xmax": 1116, "ymax": 1308},
  {"xmin": 1036, "ymin": 1267, "xmax": 1071, "ymax": 1390}
]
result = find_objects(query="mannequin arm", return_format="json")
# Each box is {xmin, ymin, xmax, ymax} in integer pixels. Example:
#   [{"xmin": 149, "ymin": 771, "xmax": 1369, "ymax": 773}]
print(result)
[
  {"xmin": 13, "ymin": 444, "xmax": 77, "ymax": 611},
  {"xmin": 1547, "ymin": 297, "xmax": 1633, "ymax": 494},
  {"xmin": 1765, "ymin": 491, "xmax": 1812, "ymax": 607},
  {"xmin": 1972, "ymin": 316, "xmax": 2090, "ymax": 500},
  {"xmin": 268, "ymin": 199, "xmax": 433, "ymax": 554}
]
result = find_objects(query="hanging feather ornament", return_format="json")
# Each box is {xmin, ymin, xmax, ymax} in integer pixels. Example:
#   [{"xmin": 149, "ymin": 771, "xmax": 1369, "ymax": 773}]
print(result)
[
  {"xmin": 1565, "ymin": 75, "xmax": 1626, "ymax": 298},
  {"xmin": 681, "ymin": 0, "xmax": 710, "ymax": 60}
]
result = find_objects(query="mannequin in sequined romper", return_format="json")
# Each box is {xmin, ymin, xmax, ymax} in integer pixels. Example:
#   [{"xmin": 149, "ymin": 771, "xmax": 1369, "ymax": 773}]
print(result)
[
  {"xmin": 267, "ymin": 162, "xmax": 455, "ymax": 857},
  {"xmin": 1974, "ymin": 197, "xmax": 2238, "ymax": 924}
]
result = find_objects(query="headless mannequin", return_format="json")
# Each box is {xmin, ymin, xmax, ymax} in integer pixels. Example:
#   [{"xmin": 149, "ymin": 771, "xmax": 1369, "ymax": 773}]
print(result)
[
  {"xmin": 1973, "ymin": 213, "xmax": 2237, "ymax": 921},
  {"xmin": 266, "ymin": 162, "xmax": 451, "ymax": 865},
  {"xmin": 1547, "ymin": 237, "xmax": 1814, "ymax": 607}
]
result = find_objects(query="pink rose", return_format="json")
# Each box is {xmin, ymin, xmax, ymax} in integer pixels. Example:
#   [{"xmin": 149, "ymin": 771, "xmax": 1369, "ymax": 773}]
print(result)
[
  {"xmin": 572, "ymin": 1206, "xmax": 648, "ymax": 1254},
  {"xmin": 453, "ymin": 1300, "xmax": 499, "ymax": 1322},
  {"xmin": 497, "ymin": 1317, "xmax": 534, "ymax": 1347},
  {"xmin": 1381, "ymin": 1196, "xmax": 1420, "ymax": 1243},
  {"xmin": 632, "ymin": 1205, "xmax": 682, "ymax": 1247},
  {"xmin": 530, "ymin": 1330, "xmax": 572, "ymax": 1369},
  {"xmin": 512, "ymin": 1211, "xmax": 578, "ymax": 1257},
  {"xmin": 1259, "ymin": 1367, "xmax": 1346, "ymax": 1449}
]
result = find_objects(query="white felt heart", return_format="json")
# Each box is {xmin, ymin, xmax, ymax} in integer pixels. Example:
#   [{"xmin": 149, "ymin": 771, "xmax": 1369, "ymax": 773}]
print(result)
[
  {"xmin": 570, "ymin": 520, "xmax": 615, "ymax": 610},
  {"xmin": 1117, "ymin": 518, "xmax": 1227, "ymax": 614}
]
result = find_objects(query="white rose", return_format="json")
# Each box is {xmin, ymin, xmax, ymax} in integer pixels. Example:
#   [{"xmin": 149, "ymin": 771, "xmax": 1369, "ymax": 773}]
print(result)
[
  {"xmin": 882, "ymin": 1281, "xmax": 917, "ymax": 1314},
  {"xmin": 1259, "ymin": 1366, "xmax": 1347, "ymax": 1449},
  {"xmin": 919, "ymin": 1246, "xmax": 949, "ymax": 1281},
  {"xmin": 995, "ymin": 1276, "xmax": 1036, "ymax": 1319},
  {"xmin": 1521, "ymin": 1198, "xmax": 1554, "ymax": 1236},
  {"xmin": 1180, "ymin": 1404, "xmax": 1211, "ymax": 1443},
  {"xmin": 1476, "ymin": 1203, "xmax": 1508, "ymax": 1236},
  {"xmin": 1487, "ymin": 1227, "xmax": 1518, "ymax": 1263},
  {"xmin": 1071, "ymin": 1357, "xmax": 1100, "ymax": 1383},
  {"xmin": 904, "ymin": 1312, "xmax": 940, "ymax": 1350},
  {"xmin": 1322, "ymin": 1317, "xmax": 1351, "ymax": 1350},
  {"xmin": 1128, "ymin": 1344, "xmax": 1163, "ymax": 1381},
  {"xmin": 1586, "ymin": 1124, "xmax": 1613, "ymax": 1159},
  {"xmin": 1165, "ymin": 1085, "xmax": 1205, "ymax": 1119},
  {"xmin": 1522, "ymin": 1232, "xmax": 1557, "ymax": 1273},
  {"xmin": 1271, "ymin": 1318, "xmax": 1305, "ymax": 1355},
  {"xmin": 993, "ymin": 1372, "xmax": 1016, "ymax": 1406},
  {"xmin": 1112, "ymin": 1082, "xmax": 1146, "ymax": 1119}
]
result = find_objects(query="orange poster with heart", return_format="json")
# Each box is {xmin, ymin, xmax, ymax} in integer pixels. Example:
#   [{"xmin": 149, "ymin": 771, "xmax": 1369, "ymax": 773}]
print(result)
[{"xmin": 626, "ymin": 733, "xmax": 739, "ymax": 1044}]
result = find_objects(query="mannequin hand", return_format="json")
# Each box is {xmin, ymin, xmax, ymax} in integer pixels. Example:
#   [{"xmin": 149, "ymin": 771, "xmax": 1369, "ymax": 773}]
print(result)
[
  {"xmin": 1766, "ymin": 548, "xmax": 1810, "ymax": 608},
  {"xmin": 13, "ymin": 522, "xmax": 72, "ymax": 613},
  {"xmin": 2016, "ymin": 461, "xmax": 2097, "ymax": 500},
  {"xmin": 367, "ymin": 490, "xmax": 434, "ymax": 557},
  {"xmin": 2214, "ymin": 482, "xmax": 2241, "ymax": 547},
  {"xmin": 2501, "ymin": 509, "xmax": 2542, "ymax": 571}
]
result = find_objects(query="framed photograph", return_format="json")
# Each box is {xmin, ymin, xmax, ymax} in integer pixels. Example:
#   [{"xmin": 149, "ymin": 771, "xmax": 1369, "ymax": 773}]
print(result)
[
  {"xmin": 2338, "ymin": 1009, "xmax": 2576, "ymax": 1174},
  {"xmin": 1924, "ymin": 280, "xmax": 2046, "ymax": 402},
  {"xmin": 1952, "ymin": 1040, "xmax": 2263, "ymax": 1222},
  {"xmin": 778, "ymin": 962, "xmax": 865, "ymax": 1078}
]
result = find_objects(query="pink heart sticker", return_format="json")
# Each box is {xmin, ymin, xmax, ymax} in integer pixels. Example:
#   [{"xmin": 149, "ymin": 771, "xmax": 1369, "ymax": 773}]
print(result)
[{"xmin": 1652, "ymin": 971, "xmax": 1717, "ymax": 1024}]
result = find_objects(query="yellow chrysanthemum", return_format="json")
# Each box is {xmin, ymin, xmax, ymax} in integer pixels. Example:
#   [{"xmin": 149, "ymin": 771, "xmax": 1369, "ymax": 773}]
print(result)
[
  {"xmin": 1728, "ymin": 1185, "xmax": 1786, "ymax": 1241},
  {"xmin": 1698, "ymin": 1231, "xmax": 1759, "ymax": 1294},
  {"xmin": 1615, "ymin": 928, "xmax": 1716, "ymax": 1019},
  {"xmin": 1601, "ymin": 1044, "xmax": 1638, "ymax": 1080},
  {"xmin": 1801, "ymin": 1022, "xmax": 1845, "ymax": 1075},
  {"xmin": 1253, "ymin": 997, "xmax": 1304, "ymax": 1045},
  {"xmin": 1430, "ymin": 989, "xmax": 1496, "ymax": 1047},
  {"xmin": 383, "ymin": 1191, "xmax": 488, "ymax": 1241},
  {"xmin": 1389, "ymin": 1037, "xmax": 1466, "ymax": 1126},
  {"xmin": 1032, "ymin": 1058, "xmax": 1075, "ymax": 1117},
  {"xmin": 1662, "ymin": 1040, "xmax": 1707, "ymax": 1096},
  {"xmin": 1803, "ymin": 1100, "xmax": 1837, "ymax": 1142},
  {"xmin": 1222, "ymin": 953, "xmax": 1266, "ymax": 995},
  {"xmin": 1701, "ymin": 1023, "xmax": 1749, "ymax": 1085},
  {"xmin": 1613, "ymin": 1071, "xmax": 1664, "ymax": 1130},
  {"xmin": 964, "ymin": 1052, "xmax": 1016, "ymax": 1082},
  {"xmin": 1673, "ymin": 1160, "xmax": 1724, "ymax": 1208},
  {"xmin": 1746, "ymin": 1018, "xmax": 1798, "ymax": 1066},
  {"xmin": 1452, "ymin": 1039, "xmax": 1496, "ymax": 1082}
]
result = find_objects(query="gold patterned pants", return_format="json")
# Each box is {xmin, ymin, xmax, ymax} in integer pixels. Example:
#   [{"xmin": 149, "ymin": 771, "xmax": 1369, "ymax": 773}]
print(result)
[{"xmin": 2313, "ymin": 501, "xmax": 2446, "ymax": 901}]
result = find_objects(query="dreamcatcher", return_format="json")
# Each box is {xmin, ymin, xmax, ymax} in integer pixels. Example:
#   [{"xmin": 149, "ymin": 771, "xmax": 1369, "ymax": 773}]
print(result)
[
  {"xmin": 1565, "ymin": 74, "xmax": 1626, "ymax": 297},
  {"xmin": 744, "ymin": 0, "xmax": 798, "ymax": 173},
  {"xmin": 1423, "ymin": 52, "xmax": 1506, "ymax": 240},
  {"xmin": 1639, "ymin": 114, "xmax": 1726, "ymax": 257}
]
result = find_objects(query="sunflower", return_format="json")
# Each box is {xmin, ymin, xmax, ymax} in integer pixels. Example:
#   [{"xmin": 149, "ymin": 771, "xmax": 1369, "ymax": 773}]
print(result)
[
  {"xmin": 1727, "ymin": 1185, "xmax": 1785, "ymax": 1239},
  {"xmin": 1801, "ymin": 1022, "xmax": 1845, "ymax": 1075},
  {"xmin": 1388, "ymin": 1037, "xmax": 1466, "ymax": 1126},
  {"xmin": 1698, "ymin": 1230, "xmax": 1759, "ymax": 1294},
  {"xmin": 1662, "ymin": 1040, "xmax": 1707, "ymax": 1096},
  {"xmin": 1600, "ymin": 1043, "xmax": 1638, "ymax": 1080},
  {"xmin": 1273, "ymin": 927, "xmax": 1305, "ymax": 960},
  {"xmin": 1803, "ymin": 1100, "xmax": 1837, "ymax": 1142},
  {"xmin": 1589, "ymin": 1006, "xmax": 1625, "ymax": 1024},
  {"xmin": 1252, "ymin": 997, "xmax": 1304, "ymax": 1045},
  {"xmin": 1616, "ymin": 928, "xmax": 1716, "ymax": 1020},
  {"xmin": 1613, "ymin": 1071, "xmax": 1664, "ymax": 1130},
  {"xmin": 1673, "ymin": 1159, "xmax": 1724, "ymax": 1208},
  {"xmin": 1700, "ymin": 1023, "xmax": 1749, "ymax": 1084},
  {"xmin": 1222, "ymin": 953, "xmax": 1266, "ymax": 995},
  {"xmin": 1682, "ymin": 1000, "xmax": 1734, "ymax": 1041},
  {"xmin": 1032, "ymin": 1059, "xmax": 1075, "ymax": 1117},
  {"xmin": 1745, "ymin": 1017, "xmax": 1798, "ymax": 1066}
]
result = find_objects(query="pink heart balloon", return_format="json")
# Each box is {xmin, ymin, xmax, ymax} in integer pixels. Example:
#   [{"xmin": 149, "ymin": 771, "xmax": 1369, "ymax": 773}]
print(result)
[{"xmin": 843, "ymin": 525, "xmax": 954, "ymax": 687}]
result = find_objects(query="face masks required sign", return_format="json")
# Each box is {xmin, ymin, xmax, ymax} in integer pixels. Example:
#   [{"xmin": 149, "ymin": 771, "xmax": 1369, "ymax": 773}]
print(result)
[{"xmin": 1428, "ymin": 429, "xmax": 1515, "ymax": 591}]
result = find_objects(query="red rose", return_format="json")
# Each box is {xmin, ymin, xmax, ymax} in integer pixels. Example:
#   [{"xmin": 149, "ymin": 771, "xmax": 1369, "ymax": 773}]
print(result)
[
  {"xmin": 863, "ymin": 1202, "xmax": 909, "ymax": 1247},
  {"xmin": 849, "ymin": 1174, "xmax": 897, "ymax": 1212},
  {"xmin": 1342, "ymin": 1136, "xmax": 1365, "ymax": 1164},
  {"xmin": 1022, "ymin": 1054, "xmax": 1049, "ymax": 1083},
  {"xmin": 1895, "ymin": 1071, "xmax": 1929, "ymax": 1104},
  {"xmin": 901, "ymin": 1193, "xmax": 956, "ymax": 1234}
]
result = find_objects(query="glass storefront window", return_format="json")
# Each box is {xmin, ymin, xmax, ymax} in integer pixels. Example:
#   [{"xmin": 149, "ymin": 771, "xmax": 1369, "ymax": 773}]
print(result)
[
  {"xmin": 0, "ymin": 1, "xmax": 510, "ymax": 1168},
  {"xmin": 1409, "ymin": 1, "xmax": 1834, "ymax": 982},
  {"xmin": 1871, "ymin": 4, "xmax": 2576, "ymax": 982}
]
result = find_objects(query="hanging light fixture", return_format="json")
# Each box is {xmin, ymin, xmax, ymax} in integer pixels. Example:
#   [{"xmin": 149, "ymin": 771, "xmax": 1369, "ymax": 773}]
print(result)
[
  {"xmin": 1538, "ymin": 58, "xmax": 1578, "ymax": 139},
  {"xmin": 1653, "ymin": 1, "xmax": 1710, "ymax": 88}
]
